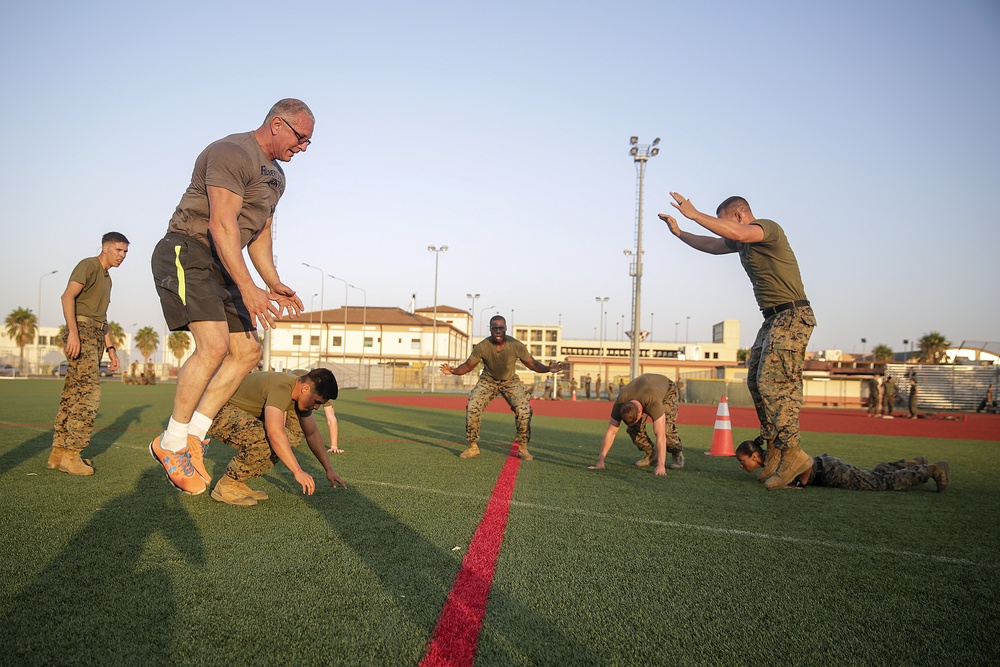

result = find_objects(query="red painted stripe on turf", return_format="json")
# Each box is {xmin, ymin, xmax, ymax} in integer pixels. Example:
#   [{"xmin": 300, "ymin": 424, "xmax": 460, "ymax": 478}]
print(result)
[{"xmin": 420, "ymin": 442, "xmax": 522, "ymax": 667}]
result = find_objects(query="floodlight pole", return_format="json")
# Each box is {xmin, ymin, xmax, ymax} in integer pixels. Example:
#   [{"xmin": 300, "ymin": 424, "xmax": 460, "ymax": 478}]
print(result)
[
  {"xmin": 628, "ymin": 136, "xmax": 659, "ymax": 380},
  {"xmin": 428, "ymin": 245, "xmax": 448, "ymax": 392}
]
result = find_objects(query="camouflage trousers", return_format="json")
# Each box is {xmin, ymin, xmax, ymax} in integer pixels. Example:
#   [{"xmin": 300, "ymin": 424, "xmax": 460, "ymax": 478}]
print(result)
[
  {"xmin": 466, "ymin": 374, "xmax": 532, "ymax": 446},
  {"xmin": 52, "ymin": 324, "xmax": 105, "ymax": 452},
  {"xmin": 627, "ymin": 384, "xmax": 683, "ymax": 456},
  {"xmin": 207, "ymin": 403, "xmax": 301, "ymax": 482},
  {"xmin": 747, "ymin": 305, "xmax": 815, "ymax": 450},
  {"xmin": 811, "ymin": 455, "xmax": 931, "ymax": 491}
]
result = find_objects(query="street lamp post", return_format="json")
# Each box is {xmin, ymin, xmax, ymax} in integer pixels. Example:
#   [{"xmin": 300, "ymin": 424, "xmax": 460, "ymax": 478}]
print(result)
[
  {"xmin": 307, "ymin": 293, "xmax": 318, "ymax": 366},
  {"xmin": 302, "ymin": 263, "xmax": 325, "ymax": 365},
  {"xmin": 627, "ymin": 135, "xmax": 659, "ymax": 379},
  {"xmin": 675, "ymin": 322, "xmax": 680, "ymax": 343},
  {"xmin": 428, "ymin": 245, "xmax": 448, "ymax": 392},
  {"xmin": 466, "ymin": 293, "xmax": 480, "ymax": 357},
  {"xmin": 36, "ymin": 269, "xmax": 58, "ymax": 374},
  {"xmin": 686, "ymin": 316, "xmax": 691, "ymax": 344},
  {"xmin": 349, "ymin": 284, "xmax": 367, "ymax": 387},
  {"xmin": 596, "ymin": 297, "xmax": 608, "ymax": 391},
  {"xmin": 328, "ymin": 275, "xmax": 349, "ymax": 365},
  {"xmin": 479, "ymin": 305, "xmax": 495, "ymax": 337}
]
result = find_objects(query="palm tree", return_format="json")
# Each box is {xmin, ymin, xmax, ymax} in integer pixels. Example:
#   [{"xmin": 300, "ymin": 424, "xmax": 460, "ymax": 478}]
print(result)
[
  {"xmin": 135, "ymin": 326, "xmax": 160, "ymax": 363},
  {"xmin": 167, "ymin": 331, "xmax": 192, "ymax": 368},
  {"xmin": 918, "ymin": 331, "xmax": 950, "ymax": 364},
  {"xmin": 872, "ymin": 344, "xmax": 894, "ymax": 362},
  {"xmin": 5, "ymin": 307, "xmax": 37, "ymax": 373},
  {"xmin": 108, "ymin": 321, "xmax": 125, "ymax": 349}
]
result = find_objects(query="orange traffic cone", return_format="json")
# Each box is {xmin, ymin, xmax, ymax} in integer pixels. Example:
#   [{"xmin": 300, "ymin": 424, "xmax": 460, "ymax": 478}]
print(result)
[
  {"xmin": 705, "ymin": 395, "xmax": 735, "ymax": 457},
  {"xmin": 571, "ymin": 390, "xmax": 577, "ymax": 401}
]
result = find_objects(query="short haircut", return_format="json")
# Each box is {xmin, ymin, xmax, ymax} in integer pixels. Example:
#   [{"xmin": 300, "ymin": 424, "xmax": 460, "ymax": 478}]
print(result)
[
  {"xmin": 735, "ymin": 439, "xmax": 763, "ymax": 458},
  {"xmin": 490, "ymin": 315, "xmax": 507, "ymax": 328},
  {"xmin": 102, "ymin": 231, "xmax": 130, "ymax": 245},
  {"xmin": 619, "ymin": 402, "xmax": 640, "ymax": 425},
  {"xmin": 265, "ymin": 98, "xmax": 314, "ymax": 124},
  {"xmin": 302, "ymin": 368, "xmax": 339, "ymax": 401},
  {"xmin": 716, "ymin": 196, "xmax": 750, "ymax": 217}
]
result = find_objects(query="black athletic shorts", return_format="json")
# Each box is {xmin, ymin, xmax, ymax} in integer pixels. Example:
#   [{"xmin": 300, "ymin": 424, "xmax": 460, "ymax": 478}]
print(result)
[{"xmin": 151, "ymin": 232, "xmax": 253, "ymax": 333}]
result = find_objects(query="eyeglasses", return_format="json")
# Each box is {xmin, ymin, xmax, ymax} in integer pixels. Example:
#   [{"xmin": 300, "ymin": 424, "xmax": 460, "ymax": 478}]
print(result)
[{"xmin": 279, "ymin": 116, "xmax": 311, "ymax": 146}]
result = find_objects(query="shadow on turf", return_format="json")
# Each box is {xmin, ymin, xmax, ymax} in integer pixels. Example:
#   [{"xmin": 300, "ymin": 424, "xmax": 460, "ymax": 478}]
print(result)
[
  {"xmin": 0, "ymin": 468, "xmax": 204, "ymax": 664},
  {"xmin": 299, "ymin": 485, "xmax": 604, "ymax": 664},
  {"xmin": 0, "ymin": 404, "xmax": 150, "ymax": 476},
  {"xmin": 337, "ymin": 402, "xmax": 473, "ymax": 456}
]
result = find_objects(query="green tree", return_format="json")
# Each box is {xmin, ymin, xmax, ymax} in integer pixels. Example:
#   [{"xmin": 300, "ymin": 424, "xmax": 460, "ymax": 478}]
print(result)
[
  {"xmin": 737, "ymin": 348, "xmax": 749, "ymax": 363},
  {"xmin": 872, "ymin": 344, "xmax": 894, "ymax": 362},
  {"xmin": 135, "ymin": 326, "xmax": 159, "ymax": 363},
  {"xmin": 167, "ymin": 331, "xmax": 191, "ymax": 368},
  {"xmin": 5, "ymin": 307, "xmax": 37, "ymax": 373},
  {"xmin": 918, "ymin": 331, "xmax": 950, "ymax": 364},
  {"xmin": 108, "ymin": 321, "xmax": 125, "ymax": 349}
]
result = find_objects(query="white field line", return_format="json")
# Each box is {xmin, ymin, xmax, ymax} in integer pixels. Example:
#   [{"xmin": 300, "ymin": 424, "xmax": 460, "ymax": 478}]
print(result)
[{"xmin": 354, "ymin": 478, "xmax": 977, "ymax": 566}]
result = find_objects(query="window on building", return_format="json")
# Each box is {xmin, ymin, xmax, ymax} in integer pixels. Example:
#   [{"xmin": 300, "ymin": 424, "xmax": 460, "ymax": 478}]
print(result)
[
  {"xmin": 292, "ymin": 335, "xmax": 302, "ymax": 346},
  {"xmin": 713, "ymin": 352, "xmax": 719, "ymax": 359},
  {"xmin": 530, "ymin": 330, "xmax": 543, "ymax": 342},
  {"xmin": 364, "ymin": 337, "xmax": 373, "ymax": 348},
  {"xmin": 545, "ymin": 345, "xmax": 556, "ymax": 356},
  {"xmin": 531, "ymin": 345, "xmax": 541, "ymax": 356},
  {"xmin": 515, "ymin": 329, "xmax": 527, "ymax": 339},
  {"xmin": 411, "ymin": 339, "xmax": 421, "ymax": 349},
  {"xmin": 310, "ymin": 335, "xmax": 319, "ymax": 346},
  {"xmin": 546, "ymin": 331, "xmax": 558, "ymax": 342},
  {"xmin": 39, "ymin": 336, "xmax": 48, "ymax": 346},
  {"xmin": 704, "ymin": 352, "xmax": 710, "ymax": 359},
  {"xmin": 332, "ymin": 336, "xmax": 343, "ymax": 347}
]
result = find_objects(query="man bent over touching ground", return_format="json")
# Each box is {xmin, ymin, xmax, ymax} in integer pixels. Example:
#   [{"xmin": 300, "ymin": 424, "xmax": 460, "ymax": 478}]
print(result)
[
  {"xmin": 207, "ymin": 368, "xmax": 347, "ymax": 506},
  {"xmin": 735, "ymin": 440, "xmax": 949, "ymax": 492},
  {"xmin": 589, "ymin": 373, "xmax": 683, "ymax": 477}
]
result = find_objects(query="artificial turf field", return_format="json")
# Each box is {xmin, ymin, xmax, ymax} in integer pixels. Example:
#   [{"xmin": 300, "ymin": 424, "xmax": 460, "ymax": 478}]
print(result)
[{"xmin": 0, "ymin": 379, "xmax": 997, "ymax": 666}]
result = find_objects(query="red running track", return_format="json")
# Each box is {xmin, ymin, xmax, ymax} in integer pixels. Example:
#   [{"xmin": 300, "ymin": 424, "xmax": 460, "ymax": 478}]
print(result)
[{"xmin": 367, "ymin": 395, "xmax": 1000, "ymax": 441}]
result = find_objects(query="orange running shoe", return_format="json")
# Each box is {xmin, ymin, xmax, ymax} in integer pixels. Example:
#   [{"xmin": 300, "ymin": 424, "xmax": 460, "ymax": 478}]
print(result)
[{"xmin": 149, "ymin": 433, "xmax": 207, "ymax": 495}]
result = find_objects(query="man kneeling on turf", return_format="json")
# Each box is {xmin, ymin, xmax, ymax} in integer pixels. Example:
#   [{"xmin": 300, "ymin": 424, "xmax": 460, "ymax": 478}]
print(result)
[
  {"xmin": 735, "ymin": 440, "xmax": 949, "ymax": 492},
  {"xmin": 589, "ymin": 373, "xmax": 684, "ymax": 476},
  {"xmin": 207, "ymin": 368, "xmax": 347, "ymax": 505}
]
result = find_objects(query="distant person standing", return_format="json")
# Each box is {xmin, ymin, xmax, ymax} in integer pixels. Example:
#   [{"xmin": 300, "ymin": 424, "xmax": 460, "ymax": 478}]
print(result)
[
  {"xmin": 661, "ymin": 194, "xmax": 816, "ymax": 490},
  {"xmin": 867, "ymin": 376, "xmax": 883, "ymax": 418},
  {"xmin": 440, "ymin": 315, "xmax": 561, "ymax": 460},
  {"xmin": 977, "ymin": 384, "xmax": 995, "ymax": 413},
  {"xmin": 882, "ymin": 375, "xmax": 898, "ymax": 418},
  {"xmin": 49, "ymin": 232, "xmax": 129, "ymax": 475},
  {"xmin": 583, "ymin": 373, "xmax": 592, "ymax": 400},
  {"xmin": 149, "ymin": 99, "xmax": 313, "ymax": 495},
  {"xmin": 908, "ymin": 376, "xmax": 919, "ymax": 419}
]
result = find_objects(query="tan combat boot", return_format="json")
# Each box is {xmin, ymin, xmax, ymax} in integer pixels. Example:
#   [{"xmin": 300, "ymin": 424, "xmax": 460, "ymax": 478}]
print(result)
[
  {"xmin": 764, "ymin": 446, "xmax": 813, "ymax": 490},
  {"xmin": 210, "ymin": 476, "xmax": 257, "ymax": 506},
  {"xmin": 459, "ymin": 444, "xmax": 480, "ymax": 459},
  {"xmin": 58, "ymin": 450, "xmax": 95, "ymax": 476},
  {"xmin": 669, "ymin": 451, "xmax": 685, "ymax": 470},
  {"xmin": 904, "ymin": 456, "xmax": 928, "ymax": 467},
  {"xmin": 517, "ymin": 445, "xmax": 533, "ymax": 461},
  {"xmin": 756, "ymin": 437, "xmax": 780, "ymax": 481},
  {"xmin": 929, "ymin": 460, "xmax": 950, "ymax": 493},
  {"xmin": 47, "ymin": 446, "xmax": 66, "ymax": 469},
  {"xmin": 634, "ymin": 448, "xmax": 654, "ymax": 467},
  {"xmin": 233, "ymin": 479, "xmax": 268, "ymax": 501}
]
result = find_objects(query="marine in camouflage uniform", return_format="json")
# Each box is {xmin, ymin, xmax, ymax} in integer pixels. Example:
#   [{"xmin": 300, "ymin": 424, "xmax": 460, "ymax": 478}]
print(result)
[
  {"xmin": 592, "ymin": 373, "xmax": 683, "ymax": 476},
  {"xmin": 736, "ymin": 440, "xmax": 950, "ymax": 492},
  {"xmin": 882, "ymin": 375, "xmax": 898, "ymax": 417},
  {"xmin": 206, "ymin": 369, "xmax": 346, "ymax": 505},
  {"xmin": 440, "ymin": 315, "xmax": 561, "ymax": 460},
  {"xmin": 49, "ymin": 232, "xmax": 129, "ymax": 476},
  {"xmin": 661, "ymin": 194, "xmax": 815, "ymax": 490}
]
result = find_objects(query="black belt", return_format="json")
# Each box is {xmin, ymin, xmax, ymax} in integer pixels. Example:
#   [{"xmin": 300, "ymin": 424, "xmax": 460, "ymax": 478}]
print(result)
[{"xmin": 761, "ymin": 299, "xmax": 809, "ymax": 319}]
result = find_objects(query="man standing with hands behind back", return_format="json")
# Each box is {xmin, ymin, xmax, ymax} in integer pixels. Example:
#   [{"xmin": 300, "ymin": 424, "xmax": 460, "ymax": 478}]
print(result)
[
  {"xmin": 149, "ymin": 99, "xmax": 313, "ymax": 495},
  {"xmin": 660, "ymin": 193, "xmax": 816, "ymax": 490}
]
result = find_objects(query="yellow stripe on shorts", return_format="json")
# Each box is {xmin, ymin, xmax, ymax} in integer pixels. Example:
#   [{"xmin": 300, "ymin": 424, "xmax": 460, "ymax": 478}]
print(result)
[{"xmin": 173, "ymin": 245, "xmax": 186, "ymax": 305}]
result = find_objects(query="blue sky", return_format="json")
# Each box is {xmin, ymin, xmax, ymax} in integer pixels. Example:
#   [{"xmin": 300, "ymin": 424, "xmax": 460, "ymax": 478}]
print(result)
[{"xmin": 2, "ymin": 0, "xmax": 997, "ymax": 354}]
